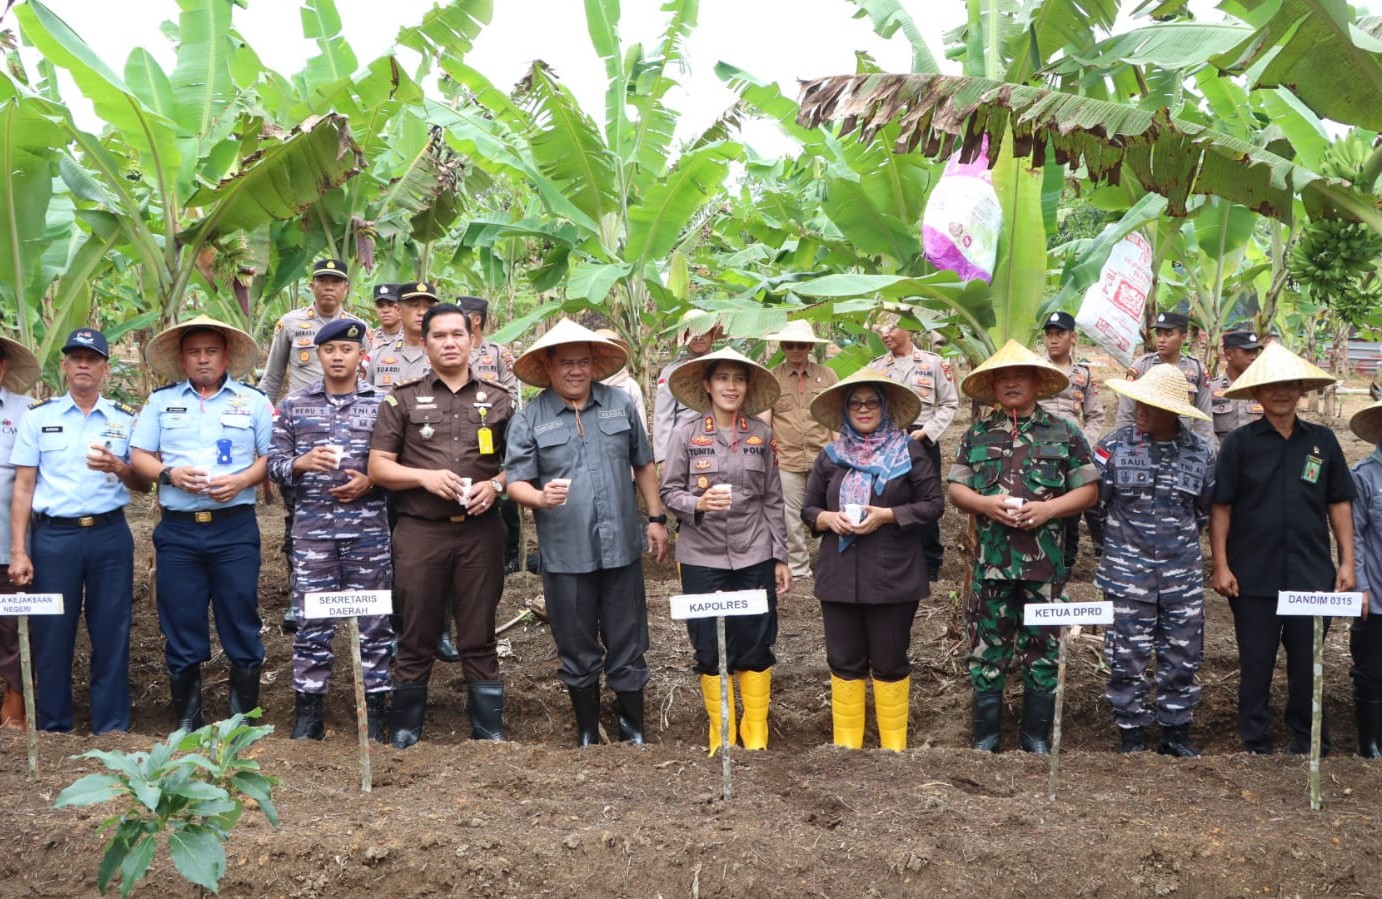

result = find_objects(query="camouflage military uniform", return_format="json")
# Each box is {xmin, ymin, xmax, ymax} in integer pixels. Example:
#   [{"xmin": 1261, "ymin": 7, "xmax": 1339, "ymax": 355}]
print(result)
[
  {"xmin": 1093, "ymin": 425, "xmax": 1214, "ymax": 728},
  {"xmin": 1209, "ymin": 372, "xmax": 1262, "ymax": 441},
  {"xmin": 1113, "ymin": 353, "xmax": 1216, "ymax": 449},
  {"xmin": 267, "ymin": 378, "xmax": 393, "ymax": 695},
  {"xmin": 948, "ymin": 408, "xmax": 1098, "ymax": 692}
]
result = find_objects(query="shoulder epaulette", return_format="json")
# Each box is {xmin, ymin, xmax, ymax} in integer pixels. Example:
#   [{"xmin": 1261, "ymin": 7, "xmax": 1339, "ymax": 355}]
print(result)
[
  {"xmin": 393, "ymin": 376, "xmax": 424, "ymax": 390},
  {"xmin": 241, "ymin": 382, "xmax": 267, "ymax": 396},
  {"xmin": 152, "ymin": 382, "xmax": 180, "ymax": 393},
  {"xmin": 26, "ymin": 397, "xmax": 52, "ymax": 410},
  {"xmin": 476, "ymin": 375, "xmax": 507, "ymax": 392},
  {"xmin": 112, "ymin": 400, "xmax": 137, "ymax": 416}
]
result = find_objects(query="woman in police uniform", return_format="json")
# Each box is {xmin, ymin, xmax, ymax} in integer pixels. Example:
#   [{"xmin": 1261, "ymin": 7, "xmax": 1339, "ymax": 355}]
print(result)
[{"xmin": 660, "ymin": 348, "xmax": 788, "ymax": 754}]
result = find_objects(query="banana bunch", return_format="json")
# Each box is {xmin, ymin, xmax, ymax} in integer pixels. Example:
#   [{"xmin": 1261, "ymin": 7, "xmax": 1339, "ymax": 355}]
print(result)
[
  {"xmin": 1287, "ymin": 216, "xmax": 1382, "ymax": 326},
  {"xmin": 1320, "ymin": 131, "xmax": 1376, "ymax": 187}
]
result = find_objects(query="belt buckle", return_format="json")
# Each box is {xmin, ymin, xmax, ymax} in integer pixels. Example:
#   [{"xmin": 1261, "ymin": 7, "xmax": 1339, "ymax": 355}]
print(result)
[
  {"xmin": 78, "ymin": 516, "xmax": 95, "ymax": 528},
  {"xmin": 194, "ymin": 511, "xmax": 213, "ymax": 524},
  {"xmin": 449, "ymin": 513, "xmax": 466, "ymax": 523}
]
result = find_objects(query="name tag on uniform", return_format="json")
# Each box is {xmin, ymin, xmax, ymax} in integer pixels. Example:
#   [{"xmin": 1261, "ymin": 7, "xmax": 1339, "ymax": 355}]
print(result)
[{"xmin": 1302, "ymin": 455, "xmax": 1322, "ymax": 484}]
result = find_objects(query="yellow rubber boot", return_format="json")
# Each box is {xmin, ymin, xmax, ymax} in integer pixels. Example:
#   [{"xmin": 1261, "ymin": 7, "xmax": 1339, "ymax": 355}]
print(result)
[
  {"xmin": 736, "ymin": 668, "xmax": 772, "ymax": 751},
  {"xmin": 830, "ymin": 674, "xmax": 866, "ymax": 749},
  {"xmin": 699, "ymin": 674, "xmax": 737, "ymax": 756},
  {"xmin": 873, "ymin": 676, "xmax": 911, "ymax": 752}
]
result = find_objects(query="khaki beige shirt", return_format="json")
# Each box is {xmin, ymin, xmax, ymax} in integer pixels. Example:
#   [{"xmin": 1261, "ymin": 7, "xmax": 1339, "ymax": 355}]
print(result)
[
  {"xmin": 769, "ymin": 360, "xmax": 838, "ymax": 472},
  {"xmin": 1036, "ymin": 356, "xmax": 1104, "ymax": 444},
  {"xmin": 1209, "ymin": 372, "xmax": 1262, "ymax": 439},
  {"xmin": 1113, "ymin": 352, "xmax": 1216, "ymax": 449},
  {"xmin": 366, "ymin": 336, "xmax": 430, "ymax": 389},
  {"xmin": 867, "ymin": 347, "xmax": 959, "ymax": 442},
  {"xmin": 660, "ymin": 414, "xmax": 787, "ymax": 569}
]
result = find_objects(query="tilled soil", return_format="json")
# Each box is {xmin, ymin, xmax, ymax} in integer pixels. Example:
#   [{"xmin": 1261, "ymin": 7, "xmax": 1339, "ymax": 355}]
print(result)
[{"xmin": 2, "ymin": 372, "xmax": 1380, "ymax": 897}]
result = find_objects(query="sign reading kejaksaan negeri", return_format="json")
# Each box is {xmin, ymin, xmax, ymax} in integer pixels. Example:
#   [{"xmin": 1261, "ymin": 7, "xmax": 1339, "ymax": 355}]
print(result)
[
  {"xmin": 0, "ymin": 594, "xmax": 64, "ymax": 616},
  {"xmin": 1276, "ymin": 591, "xmax": 1364, "ymax": 617},
  {"xmin": 303, "ymin": 590, "xmax": 393, "ymax": 619},
  {"xmin": 670, "ymin": 590, "xmax": 768, "ymax": 620}
]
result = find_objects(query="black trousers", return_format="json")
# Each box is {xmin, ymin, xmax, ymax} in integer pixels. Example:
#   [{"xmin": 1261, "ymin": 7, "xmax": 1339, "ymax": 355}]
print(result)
[
  {"xmin": 1229, "ymin": 595, "xmax": 1330, "ymax": 752},
  {"xmin": 679, "ymin": 559, "xmax": 778, "ymax": 674},
  {"xmin": 1351, "ymin": 614, "xmax": 1382, "ymax": 691},
  {"xmin": 918, "ymin": 438, "xmax": 943, "ymax": 581},
  {"xmin": 820, "ymin": 600, "xmax": 919, "ymax": 681},
  {"xmin": 543, "ymin": 562, "xmax": 649, "ymax": 692}
]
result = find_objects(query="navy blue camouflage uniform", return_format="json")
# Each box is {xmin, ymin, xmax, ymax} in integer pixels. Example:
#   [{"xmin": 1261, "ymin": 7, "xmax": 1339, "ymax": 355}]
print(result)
[
  {"xmin": 268, "ymin": 378, "xmax": 393, "ymax": 695},
  {"xmin": 1093, "ymin": 425, "xmax": 1215, "ymax": 729}
]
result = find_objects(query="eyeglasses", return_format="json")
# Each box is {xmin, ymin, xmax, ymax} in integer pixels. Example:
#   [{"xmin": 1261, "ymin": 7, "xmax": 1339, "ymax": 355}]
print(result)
[{"xmin": 846, "ymin": 398, "xmax": 882, "ymax": 412}]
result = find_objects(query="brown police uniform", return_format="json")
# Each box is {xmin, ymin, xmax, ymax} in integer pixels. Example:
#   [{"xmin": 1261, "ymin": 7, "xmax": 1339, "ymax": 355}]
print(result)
[
  {"xmin": 367, "ymin": 336, "xmax": 430, "ymax": 389},
  {"xmin": 1209, "ymin": 372, "xmax": 1262, "ymax": 440},
  {"xmin": 469, "ymin": 338, "xmax": 520, "ymax": 405},
  {"xmin": 1113, "ymin": 353, "xmax": 1216, "ymax": 448},
  {"xmin": 770, "ymin": 359, "xmax": 838, "ymax": 577},
  {"xmin": 1038, "ymin": 356, "xmax": 1104, "ymax": 444},
  {"xmin": 370, "ymin": 373, "xmax": 512, "ymax": 684}
]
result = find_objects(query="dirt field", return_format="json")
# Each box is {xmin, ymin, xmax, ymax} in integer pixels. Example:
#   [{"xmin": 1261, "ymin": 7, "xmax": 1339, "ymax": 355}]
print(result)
[{"xmin": 2, "ymin": 366, "xmax": 1380, "ymax": 898}]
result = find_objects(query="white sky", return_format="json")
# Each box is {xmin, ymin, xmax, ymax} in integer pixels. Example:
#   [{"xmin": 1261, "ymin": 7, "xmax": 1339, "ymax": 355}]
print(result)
[{"xmin": 24, "ymin": 0, "xmax": 968, "ymax": 156}]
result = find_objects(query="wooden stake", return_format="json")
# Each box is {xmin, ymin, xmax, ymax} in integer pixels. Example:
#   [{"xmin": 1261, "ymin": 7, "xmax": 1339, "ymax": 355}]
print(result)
[
  {"xmin": 1048, "ymin": 624, "xmax": 1069, "ymax": 802},
  {"xmin": 718, "ymin": 615, "xmax": 732, "ymax": 800},
  {"xmin": 1309, "ymin": 614, "xmax": 1324, "ymax": 812},
  {"xmin": 348, "ymin": 617, "xmax": 371, "ymax": 794},
  {"xmin": 19, "ymin": 614, "xmax": 37, "ymax": 779}
]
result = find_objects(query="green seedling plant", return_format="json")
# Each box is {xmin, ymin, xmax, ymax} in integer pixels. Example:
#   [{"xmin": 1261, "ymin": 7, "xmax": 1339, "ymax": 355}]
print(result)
[{"xmin": 54, "ymin": 712, "xmax": 279, "ymax": 898}]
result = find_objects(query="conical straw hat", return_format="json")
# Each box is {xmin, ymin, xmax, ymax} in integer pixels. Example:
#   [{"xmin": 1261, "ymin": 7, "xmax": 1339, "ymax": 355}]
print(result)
[
  {"xmin": 809, "ymin": 367, "xmax": 921, "ymax": 432},
  {"xmin": 763, "ymin": 319, "xmax": 828, "ymax": 344},
  {"xmin": 1222, "ymin": 341, "xmax": 1335, "ymax": 400},
  {"xmin": 0, "ymin": 336, "xmax": 41, "ymax": 394},
  {"xmin": 1104, "ymin": 363, "xmax": 1209, "ymax": 421},
  {"xmin": 513, "ymin": 319, "xmax": 629, "ymax": 388},
  {"xmin": 668, "ymin": 347, "xmax": 781, "ymax": 416},
  {"xmin": 146, "ymin": 315, "xmax": 258, "ymax": 383},
  {"xmin": 961, "ymin": 339, "xmax": 1068, "ymax": 404},
  {"xmin": 1350, "ymin": 401, "xmax": 1382, "ymax": 445}
]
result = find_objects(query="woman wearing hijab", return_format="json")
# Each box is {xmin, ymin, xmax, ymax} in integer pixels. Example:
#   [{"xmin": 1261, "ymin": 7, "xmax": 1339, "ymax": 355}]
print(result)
[
  {"xmin": 803, "ymin": 369, "xmax": 944, "ymax": 750},
  {"xmin": 661, "ymin": 348, "xmax": 789, "ymax": 754}
]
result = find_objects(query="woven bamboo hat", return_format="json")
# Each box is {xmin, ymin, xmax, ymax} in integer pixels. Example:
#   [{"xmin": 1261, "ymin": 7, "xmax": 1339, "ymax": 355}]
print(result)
[
  {"xmin": 593, "ymin": 328, "xmax": 632, "ymax": 358},
  {"xmin": 809, "ymin": 367, "xmax": 921, "ymax": 432},
  {"xmin": 1104, "ymin": 363, "xmax": 1209, "ymax": 421},
  {"xmin": 1222, "ymin": 341, "xmax": 1335, "ymax": 400},
  {"xmin": 513, "ymin": 319, "xmax": 628, "ymax": 388},
  {"xmin": 961, "ymin": 339, "xmax": 1068, "ymax": 404},
  {"xmin": 146, "ymin": 315, "xmax": 258, "ymax": 383},
  {"xmin": 0, "ymin": 336, "xmax": 41, "ymax": 393},
  {"xmin": 763, "ymin": 319, "xmax": 828, "ymax": 344},
  {"xmin": 1351, "ymin": 402, "xmax": 1382, "ymax": 445},
  {"xmin": 668, "ymin": 347, "xmax": 780, "ymax": 416}
]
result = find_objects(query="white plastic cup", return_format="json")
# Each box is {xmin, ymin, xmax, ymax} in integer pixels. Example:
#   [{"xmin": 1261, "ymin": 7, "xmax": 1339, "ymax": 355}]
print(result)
[
  {"xmin": 1004, "ymin": 496, "xmax": 1026, "ymax": 510},
  {"xmin": 712, "ymin": 483, "xmax": 732, "ymax": 501},
  {"xmin": 325, "ymin": 444, "xmax": 345, "ymax": 469},
  {"xmin": 458, "ymin": 477, "xmax": 473, "ymax": 508},
  {"xmin": 844, "ymin": 503, "xmax": 865, "ymax": 525},
  {"xmin": 550, "ymin": 477, "xmax": 571, "ymax": 506}
]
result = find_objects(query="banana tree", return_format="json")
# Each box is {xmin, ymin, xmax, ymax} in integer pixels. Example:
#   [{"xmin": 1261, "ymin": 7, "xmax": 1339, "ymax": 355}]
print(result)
[{"xmin": 9, "ymin": 0, "xmax": 365, "ymax": 365}]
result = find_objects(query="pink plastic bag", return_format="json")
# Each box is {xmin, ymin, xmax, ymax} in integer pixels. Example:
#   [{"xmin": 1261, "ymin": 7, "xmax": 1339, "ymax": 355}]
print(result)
[{"xmin": 922, "ymin": 138, "xmax": 1001, "ymax": 283}]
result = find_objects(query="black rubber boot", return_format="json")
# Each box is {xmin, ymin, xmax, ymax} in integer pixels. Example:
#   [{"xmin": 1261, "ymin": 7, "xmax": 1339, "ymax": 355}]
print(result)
[
  {"xmin": 1356, "ymin": 686, "xmax": 1382, "ymax": 759},
  {"xmin": 228, "ymin": 665, "xmax": 261, "ymax": 717},
  {"xmin": 389, "ymin": 681, "xmax": 428, "ymax": 749},
  {"xmin": 436, "ymin": 605, "xmax": 461, "ymax": 663},
  {"xmin": 971, "ymin": 691, "xmax": 1003, "ymax": 753},
  {"xmin": 1019, "ymin": 688, "xmax": 1056, "ymax": 754},
  {"xmin": 1118, "ymin": 726, "xmax": 1147, "ymax": 753},
  {"xmin": 614, "ymin": 690, "xmax": 645, "ymax": 744},
  {"xmin": 568, "ymin": 683, "xmax": 602, "ymax": 747},
  {"xmin": 281, "ymin": 604, "xmax": 298, "ymax": 634},
  {"xmin": 170, "ymin": 667, "xmax": 204, "ymax": 732},
  {"xmin": 291, "ymin": 692, "xmax": 325, "ymax": 741},
  {"xmin": 1157, "ymin": 723, "xmax": 1199, "ymax": 758},
  {"xmin": 467, "ymin": 681, "xmax": 505, "ymax": 741},
  {"xmin": 365, "ymin": 692, "xmax": 389, "ymax": 744}
]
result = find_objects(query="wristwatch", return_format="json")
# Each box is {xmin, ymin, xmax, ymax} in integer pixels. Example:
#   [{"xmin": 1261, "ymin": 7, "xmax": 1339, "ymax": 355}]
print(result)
[
  {"xmin": 647, "ymin": 513, "xmax": 668, "ymax": 525},
  {"xmin": 489, "ymin": 479, "xmax": 504, "ymax": 496},
  {"xmin": 158, "ymin": 466, "xmax": 174, "ymax": 486}
]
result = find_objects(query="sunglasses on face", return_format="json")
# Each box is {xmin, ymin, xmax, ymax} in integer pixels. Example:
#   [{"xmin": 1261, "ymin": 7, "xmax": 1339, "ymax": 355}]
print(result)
[{"xmin": 781, "ymin": 342, "xmax": 810, "ymax": 350}]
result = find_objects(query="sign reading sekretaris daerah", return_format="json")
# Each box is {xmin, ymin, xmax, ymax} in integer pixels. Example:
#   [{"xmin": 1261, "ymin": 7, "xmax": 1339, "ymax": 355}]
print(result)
[{"xmin": 302, "ymin": 590, "xmax": 393, "ymax": 620}]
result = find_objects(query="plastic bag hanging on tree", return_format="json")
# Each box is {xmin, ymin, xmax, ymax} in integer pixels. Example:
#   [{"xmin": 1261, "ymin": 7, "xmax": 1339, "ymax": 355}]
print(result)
[{"xmin": 921, "ymin": 136, "xmax": 1001, "ymax": 283}]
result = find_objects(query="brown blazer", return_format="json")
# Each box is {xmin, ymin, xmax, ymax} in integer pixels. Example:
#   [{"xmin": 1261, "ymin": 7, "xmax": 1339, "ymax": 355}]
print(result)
[{"xmin": 802, "ymin": 440, "xmax": 943, "ymax": 604}]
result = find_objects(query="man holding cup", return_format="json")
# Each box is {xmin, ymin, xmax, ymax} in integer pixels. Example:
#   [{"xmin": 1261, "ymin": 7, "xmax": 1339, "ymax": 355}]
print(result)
[
  {"xmin": 8, "ymin": 330, "xmax": 149, "ymax": 733},
  {"xmin": 131, "ymin": 317, "xmax": 273, "ymax": 730},
  {"xmin": 268, "ymin": 319, "xmax": 393, "ymax": 742},
  {"xmin": 369, "ymin": 302, "xmax": 512, "ymax": 747}
]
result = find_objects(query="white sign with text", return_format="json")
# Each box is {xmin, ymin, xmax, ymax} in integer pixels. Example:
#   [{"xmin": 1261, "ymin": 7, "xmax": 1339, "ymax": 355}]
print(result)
[
  {"xmin": 1276, "ymin": 591, "xmax": 1364, "ymax": 617},
  {"xmin": 302, "ymin": 590, "xmax": 393, "ymax": 619},
  {"xmin": 670, "ymin": 590, "xmax": 768, "ymax": 620},
  {"xmin": 1023, "ymin": 601, "xmax": 1114, "ymax": 627},
  {"xmin": 0, "ymin": 593, "xmax": 64, "ymax": 616}
]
